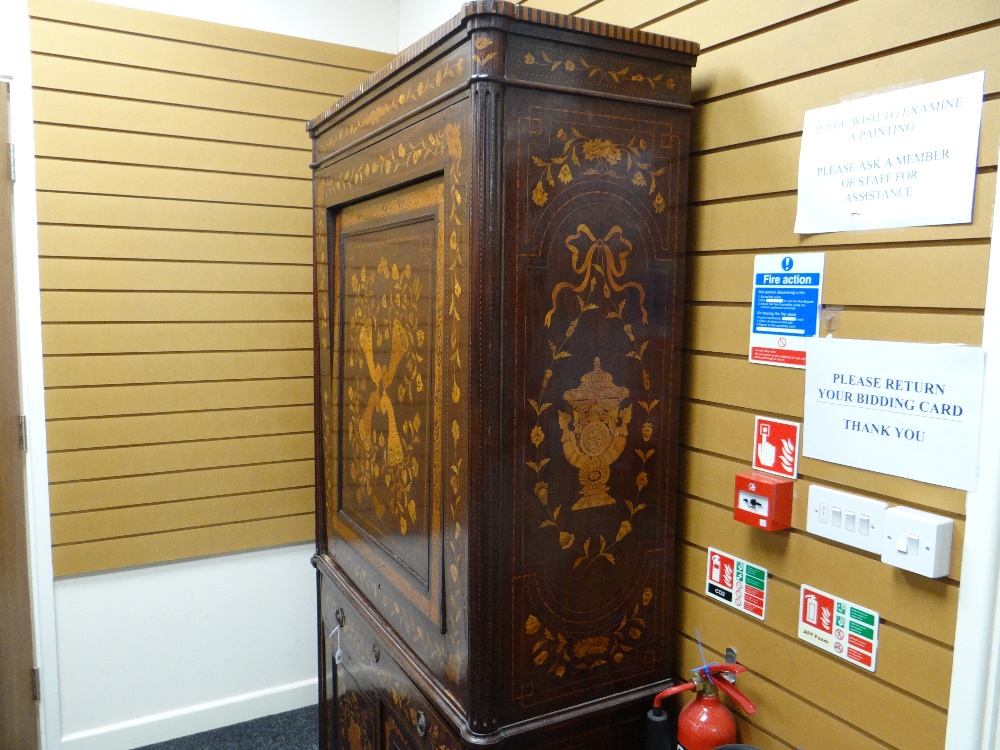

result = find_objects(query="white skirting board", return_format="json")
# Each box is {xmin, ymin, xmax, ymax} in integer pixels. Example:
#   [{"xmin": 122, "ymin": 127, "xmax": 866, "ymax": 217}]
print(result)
[
  {"xmin": 60, "ymin": 679, "xmax": 318, "ymax": 750},
  {"xmin": 55, "ymin": 543, "xmax": 319, "ymax": 750}
]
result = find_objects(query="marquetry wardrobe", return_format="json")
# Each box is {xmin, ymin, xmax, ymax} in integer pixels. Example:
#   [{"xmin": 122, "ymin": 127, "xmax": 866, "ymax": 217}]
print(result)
[{"xmin": 309, "ymin": 3, "xmax": 698, "ymax": 747}]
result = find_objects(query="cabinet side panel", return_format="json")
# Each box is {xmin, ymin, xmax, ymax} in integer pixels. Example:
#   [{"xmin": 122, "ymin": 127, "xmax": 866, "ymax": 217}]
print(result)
[{"xmin": 504, "ymin": 87, "xmax": 690, "ymax": 720}]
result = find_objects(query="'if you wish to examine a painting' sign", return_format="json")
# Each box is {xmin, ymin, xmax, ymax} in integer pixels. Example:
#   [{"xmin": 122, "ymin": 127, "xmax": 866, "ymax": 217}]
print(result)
[{"xmin": 794, "ymin": 71, "xmax": 984, "ymax": 234}]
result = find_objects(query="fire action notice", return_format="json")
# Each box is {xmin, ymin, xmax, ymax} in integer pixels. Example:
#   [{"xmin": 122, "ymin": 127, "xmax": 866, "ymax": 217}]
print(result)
[
  {"xmin": 798, "ymin": 584, "xmax": 879, "ymax": 672},
  {"xmin": 749, "ymin": 253, "xmax": 825, "ymax": 368},
  {"xmin": 705, "ymin": 548, "xmax": 768, "ymax": 621}
]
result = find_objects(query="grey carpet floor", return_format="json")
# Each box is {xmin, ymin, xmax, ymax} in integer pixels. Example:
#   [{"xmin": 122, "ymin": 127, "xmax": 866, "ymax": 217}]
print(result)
[{"xmin": 135, "ymin": 706, "xmax": 318, "ymax": 750}]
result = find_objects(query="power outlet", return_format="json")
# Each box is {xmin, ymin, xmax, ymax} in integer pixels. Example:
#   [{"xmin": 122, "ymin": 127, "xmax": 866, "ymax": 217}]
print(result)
[{"xmin": 807, "ymin": 486, "xmax": 887, "ymax": 555}]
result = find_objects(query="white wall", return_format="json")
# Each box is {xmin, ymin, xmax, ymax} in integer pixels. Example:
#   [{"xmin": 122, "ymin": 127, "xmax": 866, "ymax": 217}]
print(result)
[
  {"xmin": 57, "ymin": 545, "xmax": 319, "ymax": 750},
  {"xmin": 397, "ymin": 0, "xmax": 465, "ymax": 50},
  {"xmin": 1, "ymin": 2, "xmax": 62, "ymax": 748},
  {"xmin": 97, "ymin": 0, "xmax": 466, "ymax": 54},
  {"xmin": 95, "ymin": 0, "xmax": 400, "ymax": 53}
]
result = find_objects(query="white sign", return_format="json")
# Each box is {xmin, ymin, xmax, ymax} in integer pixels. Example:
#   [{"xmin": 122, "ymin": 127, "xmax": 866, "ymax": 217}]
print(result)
[
  {"xmin": 794, "ymin": 71, "xmax": 985, "ymax": 234},
  {"xmin": 798, "ymin": 584, "xmax": 879, "ymax": 672},
  {"xmin": 803, "ymin": 338, "xmax": 985, "ymax": 490},
  {"xmin": 749, "ymin": 253, "xmax": 824, "ymax": 368},
  {"xmin": 705, "ymin": 548, "xmax": 768, "ymax": 621}
]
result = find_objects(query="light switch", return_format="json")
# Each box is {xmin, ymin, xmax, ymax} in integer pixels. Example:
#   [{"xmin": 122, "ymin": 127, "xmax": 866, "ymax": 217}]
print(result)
[
  {"xmin": 807, "ymin": 486, "xmax": 887, "ymax": 555},
  {"xmin": 881, "ymin": 506, "xmax": 953, "ymax": 578}
]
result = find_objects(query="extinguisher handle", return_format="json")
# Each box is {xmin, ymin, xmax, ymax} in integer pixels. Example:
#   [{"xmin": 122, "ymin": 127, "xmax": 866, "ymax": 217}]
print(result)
[
  {"xmin": 652, "ymin": 682, "xmax": 697, "ymax": 707},
  {"xmin": 713, "ymin": 675, "xmax": 757, "ymax": 715},
  {"xmin": 701, "ymin": 662, "xmax": 748, "ymax": 678}
]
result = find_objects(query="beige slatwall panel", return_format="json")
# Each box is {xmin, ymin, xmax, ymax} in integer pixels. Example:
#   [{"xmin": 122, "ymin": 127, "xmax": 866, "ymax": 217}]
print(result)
[
  {"xmin": 521, "ymin": 0, "xmax": 1000, "ymax": 747},
  {"xmin": 29, "ymin": 0, "xmax": 392, "ymax": 576}
]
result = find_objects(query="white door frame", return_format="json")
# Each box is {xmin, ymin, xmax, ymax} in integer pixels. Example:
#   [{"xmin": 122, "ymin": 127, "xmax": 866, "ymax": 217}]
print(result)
[
  {"xmin": 946, "ymin": 143, "xmax": 1000, "ymax": 749},
  {"xmin": 1, "ymin": 2, "xmax": 61, "ymax": 747}
]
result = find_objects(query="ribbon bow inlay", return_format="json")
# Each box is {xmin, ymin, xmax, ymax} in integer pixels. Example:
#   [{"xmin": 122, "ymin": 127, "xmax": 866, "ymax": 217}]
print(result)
[{"xmin": 544, "ymin": 224, "xmax": 647, "ymax": 328}]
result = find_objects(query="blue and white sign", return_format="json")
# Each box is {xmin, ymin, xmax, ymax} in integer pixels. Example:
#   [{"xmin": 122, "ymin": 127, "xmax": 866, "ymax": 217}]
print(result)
[{"xmin": 749, "ymin": 253, "xmax": 825, "ymax": 369}]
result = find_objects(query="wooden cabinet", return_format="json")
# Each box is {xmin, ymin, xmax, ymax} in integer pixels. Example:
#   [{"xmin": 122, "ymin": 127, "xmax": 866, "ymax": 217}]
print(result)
[{"xmin": 309, "ymin": 4, "xmax": 698, "ymax": 747}]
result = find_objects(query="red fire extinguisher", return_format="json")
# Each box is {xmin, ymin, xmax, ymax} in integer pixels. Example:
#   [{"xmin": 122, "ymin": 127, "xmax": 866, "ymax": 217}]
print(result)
[{"xmin": 645, "ymin": 662, "xmax": 757, "ymax": 750}]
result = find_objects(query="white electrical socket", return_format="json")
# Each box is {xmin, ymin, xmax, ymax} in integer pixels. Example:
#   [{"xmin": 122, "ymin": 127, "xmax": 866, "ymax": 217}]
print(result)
[{"xmin": 807, "ymin": 485, "xmax": 887, "ymax": 555}]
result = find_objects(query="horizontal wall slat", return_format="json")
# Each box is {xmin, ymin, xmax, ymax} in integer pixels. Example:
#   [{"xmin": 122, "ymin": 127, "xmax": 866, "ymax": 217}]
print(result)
[
  {"xmin": 49, "ymin": 459, "xmax": 313, "ymax": 514},
  {"xmin": 41, "ymin": 256, "xmax": 312, "ymax": 291},
  {"xmin": 685, "ymin": 351, "xmax": 803, "ymax": 416},
  {"xmin": 37, "ymin": 193, "xmax": 310, "ymax": 235},
  {"xmin": 35, "ymin": 159, "xmax": 311, "ymax": 207},
  {"xmin": 34, "ymin": 124, "xmax": 308, "ymax": 178},
  {"xmin": 686, "ymin": 304, "xmax": 984, "ymax": 356},
  {"xmin": 42, "ymin": 351, "xmax": 312, "ymax": 387},
  {"xmin": 44, "ymin": 378, "xmax": 313, "ymax": 419},
  {"xmin": 46, "ymin": 405, "xmax": 312, "ymax": 451},
  {"xmin": 689, "ymin": 0, "xmax": 998, "ymax": 102},
  {"xmin": 681, "ymin": 447, "xmax": 965, "ymax": 576},
  {"xmin": 694, "ymin": 25, "xmax": 1000, "ymax": 153},
  {"xmin": 682, "ymin": 400, "xmax": 968, "ymax": 514},
  {"xmin": 688, "ymin": 242, "xmax": 990, "ymax": 307},
  {"xmin": 51, "ymin": 487, "xmax": 313, "ymax": 544},
  {"xmin": 32, "ymin": 90, "xmax": 309, "ymax": 150},
  {"xmin": 37, "ymin": 226, "xmax": 311, "ymax": 264},
  {"xmin": 28, "ymin": 0, "xmax": 392, "ymax": 71},
  {"xmin": 677, "ymin": 590, "xmax": 947, "ymax": 750},
  {"xmin": 47, "ymin": 432, "xmax": 314, "ymax": 483},
  {"xmin": 570, "ymin": 0, "xmax": 694, "ymax": 32},
  {"xmin": 693, "ymin": 101, "xmax": 999, "ymax": 202},
  {"xmin": 51, "ymin": 513, "xmax": 314, "ymax": 576},
  {"xmin": 690, "ymin": 172, "xmax": 996, "ymax": 253},
  {"xmin": 678, "ymin": 544, "xmax": 951, "ymax": 709},
  {"xmin": 41, "ymin": 291, "xmax": 312, "ymax": 323},
  {"xmin": 680, "ymin": 499, "xmax": 959, "ymax": 645},
  {"xmin": 30, "ymin": 54, "xmax": 336, "ymax": 121},
  {"xmin": 610, "ymin": 0, "xmax": 837, "ymax": 51},
  {"xmin": 42, "ymin": 322, "xmax": 311, "ymax": 355},
  {"xmin": 519, "ymin": 0, "xmax": 594, "ymax": 14},
  {"xmin": 29, "ymin": 18, "xmax": 369, "ymax": 96}
]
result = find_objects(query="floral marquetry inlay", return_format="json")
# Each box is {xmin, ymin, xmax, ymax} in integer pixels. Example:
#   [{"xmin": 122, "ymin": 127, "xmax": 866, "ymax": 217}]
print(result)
[
  {"xmin": 317, "ymin": 56, "xmax": 465, "ymax": 157},
  {"xmin": 526, "ymin": 587, "xmax": 654, "ymax": 677},
  {"xmin": 530, "ymin": 128, "xmax": 668, "ymax": 213},
  {"xmin": 523, "ymin": 51, "xmax": 676, "ymax": 94}
]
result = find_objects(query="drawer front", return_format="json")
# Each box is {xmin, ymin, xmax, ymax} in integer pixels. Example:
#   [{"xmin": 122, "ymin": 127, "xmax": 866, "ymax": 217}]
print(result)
[{"xmin": 321, "ymin": 573, "xmax": 463, "ymax": 750}]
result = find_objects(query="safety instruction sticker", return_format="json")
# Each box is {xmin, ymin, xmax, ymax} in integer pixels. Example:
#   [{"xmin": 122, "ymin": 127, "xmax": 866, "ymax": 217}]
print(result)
[
  {"xmin": 752, "ymin": 415, "xmax": 800, "ymax": 479},
  {"xmin": 749, "ymin": 253, "xmax": 825, "ymax": 368},
  {"xmin": 705, "ymin": 548, "xmax": 768, "ymax": 621},
  {"xmin": 798, "ymin": 584, "xmax": 879, "ymax": 672}
]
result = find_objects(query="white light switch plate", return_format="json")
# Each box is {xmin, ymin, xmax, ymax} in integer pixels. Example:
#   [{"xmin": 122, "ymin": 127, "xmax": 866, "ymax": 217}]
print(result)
[
  {"xmin": 880, "ymin": 506, "xmax": 953, "ymax": 578},
  {"xmin": 807, "ymin": 486, "xmax": 887, "ymax": 554}
]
